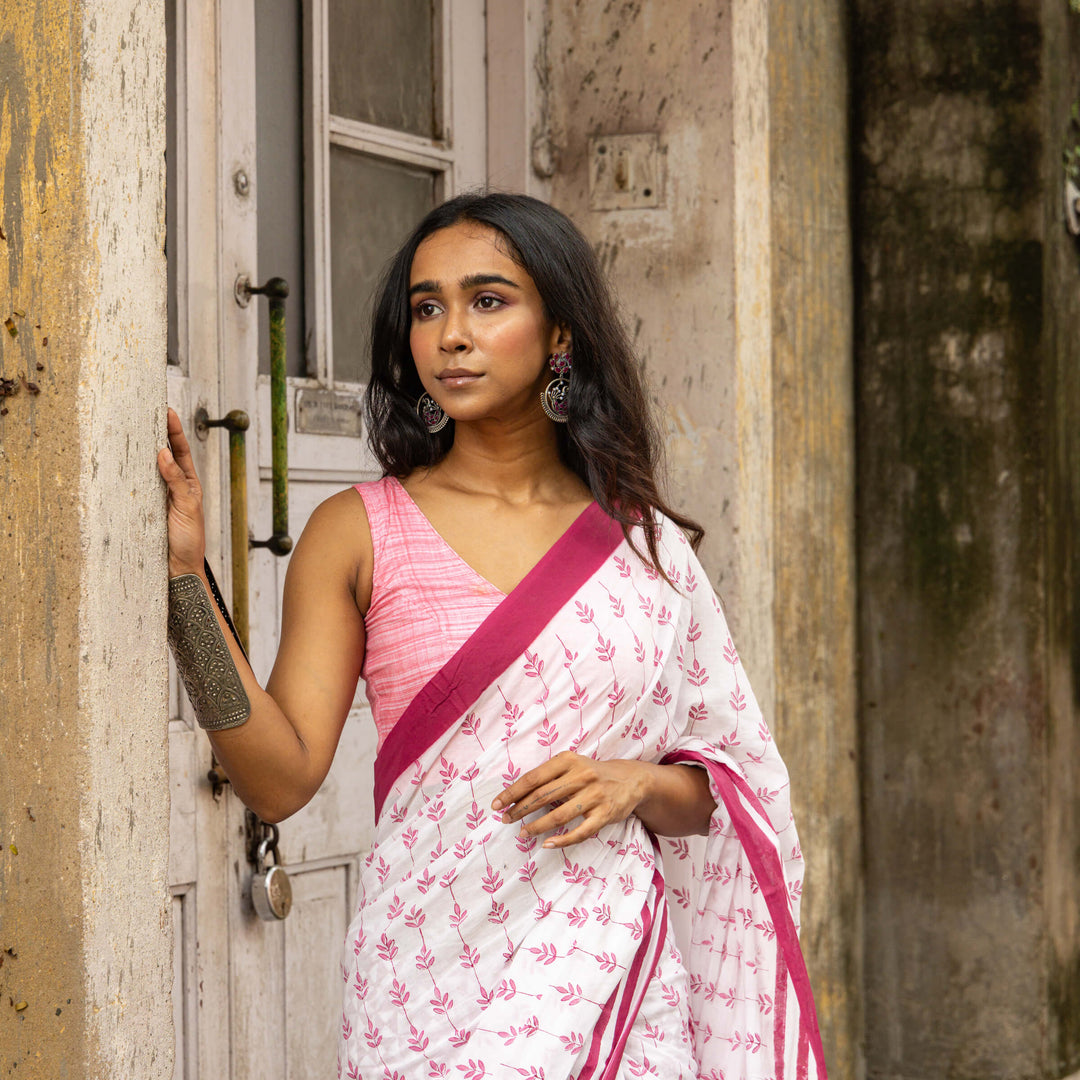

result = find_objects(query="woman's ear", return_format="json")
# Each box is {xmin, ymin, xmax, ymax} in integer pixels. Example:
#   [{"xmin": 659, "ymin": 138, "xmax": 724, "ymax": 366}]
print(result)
[{"xmin": 549, "ymin": 324, "xmax": 572, "ymax": 354}]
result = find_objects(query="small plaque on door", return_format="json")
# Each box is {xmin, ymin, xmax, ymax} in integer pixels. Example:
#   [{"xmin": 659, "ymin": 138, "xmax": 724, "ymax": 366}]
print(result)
[{"xmin": 295, "ymin": 388, "xmax": 363, "ymax": 437}]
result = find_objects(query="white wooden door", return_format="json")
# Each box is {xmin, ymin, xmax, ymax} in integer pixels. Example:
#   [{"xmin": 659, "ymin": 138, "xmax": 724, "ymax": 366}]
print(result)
[{"xmin": 167, "ymin": 3, "xmax": 486, "ymax": 1078}]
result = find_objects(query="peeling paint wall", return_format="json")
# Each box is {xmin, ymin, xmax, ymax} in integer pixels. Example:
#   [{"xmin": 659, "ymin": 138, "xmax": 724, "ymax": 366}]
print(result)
[
  {"xmin": 541, "ymin": 3, "xmax": 859, "ymax": 1077},
  {"xmin": 0, "ymin": 2, "xmax": 171, "ymax": 1077},
  {"xmin": 852, "ymin": 0, "xmax": 1076, "ymax": 1075}
]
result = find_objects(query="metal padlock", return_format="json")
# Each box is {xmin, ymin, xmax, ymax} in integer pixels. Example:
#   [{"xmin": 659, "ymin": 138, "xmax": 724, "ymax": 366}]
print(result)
[{"xmin": 251, "ymin": 836, "xmax": 293, "ymax": 921}]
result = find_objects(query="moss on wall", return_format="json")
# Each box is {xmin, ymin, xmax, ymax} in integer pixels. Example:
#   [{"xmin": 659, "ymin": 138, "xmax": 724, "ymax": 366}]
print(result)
[{"xmin": 852, "ymin": 0, "xmax": 1071, "ymax": 1076}]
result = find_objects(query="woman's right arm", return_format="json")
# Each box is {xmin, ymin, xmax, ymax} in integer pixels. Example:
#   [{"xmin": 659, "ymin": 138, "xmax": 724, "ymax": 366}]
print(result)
[{"xmin": 159, "ymin": 408, "xmax": 370, "ymax": 822}]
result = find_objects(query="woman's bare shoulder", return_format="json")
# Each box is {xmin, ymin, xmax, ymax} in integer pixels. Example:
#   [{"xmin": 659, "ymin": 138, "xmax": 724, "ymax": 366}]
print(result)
[{"xmin": 289, "ymin": 486, "xmax": 374, "ymax": 610}]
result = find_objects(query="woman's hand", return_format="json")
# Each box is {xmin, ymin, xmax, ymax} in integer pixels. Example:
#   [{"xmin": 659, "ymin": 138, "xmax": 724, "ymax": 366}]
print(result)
[
  {"xmin": 158, "ymin": 407, "xmax": 207, "ymax": 578},
  {"xmin": 492, "ymin": 751, "xmax": 715, "ymax": 848}
]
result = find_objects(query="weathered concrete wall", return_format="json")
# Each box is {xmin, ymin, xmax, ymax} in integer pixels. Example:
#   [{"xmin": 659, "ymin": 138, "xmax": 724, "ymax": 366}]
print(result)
[
  {"xmin": 0, "ymin": 2, "xmax": 171, "ymax": 1077},
  {"xmin": 1040, "ymin": 0, "xmax": 1080, "ymax": 1071},
  {"xmin": 852, "ymin": 1, "xmax": 1072, "ymax": 1075},
  {"xmin": 541, "ymin": 2, "xmax": 860, "ymax": 1076}
]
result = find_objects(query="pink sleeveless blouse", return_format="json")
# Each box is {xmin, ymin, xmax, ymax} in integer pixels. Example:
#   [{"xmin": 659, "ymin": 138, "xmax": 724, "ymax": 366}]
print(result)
[{"xmin": 354, "ymin": 477, "xmax": 505, "ymax": 750}]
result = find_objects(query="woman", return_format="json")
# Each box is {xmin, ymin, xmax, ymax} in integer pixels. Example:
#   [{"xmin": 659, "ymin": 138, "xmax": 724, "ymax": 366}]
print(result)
[{"xmin": 160, "ymin": 193, "xmax": 826, "ymax": 1079}]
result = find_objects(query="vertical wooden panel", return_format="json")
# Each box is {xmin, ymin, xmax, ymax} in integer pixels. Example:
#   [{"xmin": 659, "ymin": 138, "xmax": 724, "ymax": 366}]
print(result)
[
  {"xmin": 767, "ymin": 3, "xmax": 861, "ymax": 1077},
  {"xmin": 285, "ymin": 867, "xmax": 350, "ymax": 1080}
]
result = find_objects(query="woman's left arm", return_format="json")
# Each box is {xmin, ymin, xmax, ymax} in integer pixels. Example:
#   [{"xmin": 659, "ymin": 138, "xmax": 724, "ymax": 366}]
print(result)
[{"xmin": 492, "ymin": 751, "xmax": 716, "ymax": 848}]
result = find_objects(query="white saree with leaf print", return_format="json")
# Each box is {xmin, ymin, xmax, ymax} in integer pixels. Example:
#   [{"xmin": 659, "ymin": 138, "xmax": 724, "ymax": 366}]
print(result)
[{"xmin": 339, "ymin": 504, "xmax": 826, "ymax": 1080}]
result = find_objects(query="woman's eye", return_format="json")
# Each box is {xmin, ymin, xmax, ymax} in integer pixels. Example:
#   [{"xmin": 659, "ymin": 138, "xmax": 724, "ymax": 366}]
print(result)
[
  {"xmin": 414, "ymin": 300, "xmax": 440, "ymax": 319},
  {"xmin": 476, "ymin": 294, "xmax": 503, "ymax": 310}
]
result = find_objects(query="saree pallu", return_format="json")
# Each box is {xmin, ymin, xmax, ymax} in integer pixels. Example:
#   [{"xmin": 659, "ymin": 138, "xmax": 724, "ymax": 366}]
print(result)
[{"xmin": 339, "ymin": 505, "xmax": 826, "ymax": 1080}]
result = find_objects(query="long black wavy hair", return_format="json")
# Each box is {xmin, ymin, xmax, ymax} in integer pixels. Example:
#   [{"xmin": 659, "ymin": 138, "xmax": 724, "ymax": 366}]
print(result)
[{"xmin": 364, "ymin": 192, "xmax": 704, "ymax": 571}]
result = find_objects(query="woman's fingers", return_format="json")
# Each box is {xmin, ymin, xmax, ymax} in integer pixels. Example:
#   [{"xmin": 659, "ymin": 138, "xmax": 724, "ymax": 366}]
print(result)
[
  {"xmin": 493, "ymin": 751, "xmax": 588, "ymax": 815},
  {"xmin": 158, "ymin": 407, "xmax": 207, "ymax": 576},
  {"xmin": 165, "ymin": 407, "xmax": 199, "ymax": 480}
]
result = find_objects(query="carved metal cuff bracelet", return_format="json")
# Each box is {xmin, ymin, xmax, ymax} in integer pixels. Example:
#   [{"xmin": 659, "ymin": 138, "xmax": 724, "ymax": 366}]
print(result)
[{"xmin": 167, "ymin": 574, "xmax": 252, "ymax": 731}]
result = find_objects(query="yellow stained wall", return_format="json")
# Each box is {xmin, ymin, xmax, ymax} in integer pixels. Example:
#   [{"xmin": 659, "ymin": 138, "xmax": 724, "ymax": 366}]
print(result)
[
  {"xmin": 0, "ymin": 3, "xmax": 92, "ymax": 1071},
  {"xmin": 0, "ymin": 2, "xmax": 171, "ymax": 1077}
]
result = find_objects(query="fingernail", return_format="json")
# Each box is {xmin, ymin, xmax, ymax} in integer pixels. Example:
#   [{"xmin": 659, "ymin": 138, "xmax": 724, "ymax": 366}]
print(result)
[
  {"xmin": 542, "ymin": 840, "xmax": 555, "ymax": 849},
  {"xmin": 491, "ymin": 798, "xmax": 503, "ymax": 811},
  {"xmin": 500, "ymin": 812, "xmax": 511, "ymax": 824}
]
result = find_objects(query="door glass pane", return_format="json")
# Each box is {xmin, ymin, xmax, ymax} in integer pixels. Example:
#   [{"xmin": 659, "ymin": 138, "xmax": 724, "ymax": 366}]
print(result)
[
  {"xmin": 330, "ymin": 148, "xmax": 436, "ymax": 383},
  {"xmin": 256, "ymin": 0, "xmax": 307, "ymax": 377},
  {"xmin": 329, "ymin": 0, "xmax": 438, "ymax": 138}
]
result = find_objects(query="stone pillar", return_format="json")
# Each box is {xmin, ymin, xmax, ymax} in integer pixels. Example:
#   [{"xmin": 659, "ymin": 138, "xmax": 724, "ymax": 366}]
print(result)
[
  {"xmin": 854, "ymin": 0, "xmax": 1080, "ymax": 1074},
  {"xmin": 0, "ymin": 2, "xmax": 171, "ymax": 1077}
]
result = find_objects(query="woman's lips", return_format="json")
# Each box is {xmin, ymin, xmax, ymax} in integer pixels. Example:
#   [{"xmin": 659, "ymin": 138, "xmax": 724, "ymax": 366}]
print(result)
[{"xmin": 437, "ymin": 369, "xmax": 482, "ymax": 389}]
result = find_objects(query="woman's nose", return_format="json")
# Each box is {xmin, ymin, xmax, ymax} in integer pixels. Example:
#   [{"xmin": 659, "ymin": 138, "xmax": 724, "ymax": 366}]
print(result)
[{"xmin": 440, "ymin": 308, "xmax": 470, "ymax": 352}]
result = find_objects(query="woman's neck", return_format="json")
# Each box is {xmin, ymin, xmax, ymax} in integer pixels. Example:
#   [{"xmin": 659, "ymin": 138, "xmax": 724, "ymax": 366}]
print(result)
[{"xmin": 428, "ymin": 416, "xmax": 580, "ymax": 504}]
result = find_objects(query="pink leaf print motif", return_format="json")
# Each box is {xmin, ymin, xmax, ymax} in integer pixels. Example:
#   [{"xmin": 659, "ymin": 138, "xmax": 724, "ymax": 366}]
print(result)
[
  {"xmin": 454, "ymin": 837, "xmax": 474, "ymax": 860},
  {"xmin": 687, "ymin": 658, "xmax": 709, "ymax": 687},
  {"xmin": 534, "ymin": 898, "xmax": 553, "ymax": 919},
  {"xmin": 556, "ymin": 983, "xmax": 584, "ymax": 1005},
  {"xmin": 608, "ymin": 683, "xmax": 626, "ymax": 709},
  {"xmin": 566, "ymin": 906, "xmax": 589, "ymax": 928},
  {"xmin": 575, "ymin": 601, "xmax": 596, "ymax": 623},
  {"xmin": 595, "ymin": 635, "xmax": 616, "ymax": 662},
  {"xmin": 609, "ymin": 595, "xmax": 625, "ymax": 618},
  {"xmin": 482, "ymin": 866, "xmax": 504, "ymax": 894},
  {"xmin": 431, "ymin": 990, "xmax": 455, "ymax": 1016},
  {"xmin": 341, "ymin": 1014, "xmax": 353, "ymax": 1041},
  {"xmin": 459, "ymin": 944, "xmax": 480, "ymax": 969},
  {"xmin": 523, "ymin": 650, "xmax": 545, "ymax": 678},
  {"xmin": 527, "ymin": 942, "xmax": 559, "ymax": 965},
  {"xmin": 353, "ymin": 973, "xmax": 369, "ymax": 1000},
  {"xmin": 633, "ymin": 633, "xmax": 646, "ymax": 663},
  {"xmin": 627, "ymin": 1057, "xmax": 655, "ymax": 1077},
  {"xmin": 662, "ymin": 984, "xmax": 681, "ymax": 1008},
  {"xmin": 723, "ymin": 638, "xmax": 739, "ymax": 666},
  {"xmin": 416, "ymin": 947, "xmax": 436, "ymax": 970},
  {"xmin": 559, "ymin": 1032, "xmax": 585, "ymax": 1054},
  {"xmin": 346, "ymin": 1063, "xmax": 362, "ymax": 1080},
  {"xmin": 364, "ymin": 1020, "xmax": 381, "ymax": 1048},
  {"xmin": 456, "ymin": 1061, "xmax": 487, "ymax": 1079},
  {"xmin": 429, "ymin": 1066, "xmax": 450, "ymax": 1079},
  {"xmin": 568, "ymin": 686, "xmax": 589, "ymax": 711},
  {"xmin": 440, "ymin": 756, "xmax": 459, "ymax": 785},
  {"xmin": 408, "ymin": 1026, "xmax": 430, "ymax": 1053},
  {"xmin": 614, "ymin": 554, "xmax": 632, "ymax": 577},
  {"xmin": 376, "ymin": 933, "xmax": 398, "ymax": 962},
  {"xmin": 489, "ymin": 900, "xmax": 509, "ymax": 925},
  {"xmin": 508, "ymin": 1069, "xmax": 546, "ymax": 1079},
  {"xmin": 466, "ymin": 802, "xmax": 485, "ymax": 830},
  {"xmin": 405, "ymin": 905, "xmax": 426, "ymax": 929},
  {"xmin": 403, "ymin": 826, "xmax": 419, "ymax": 851},
  {"xmin": 537, "ymin": 717, "xmax": 559, "ymax": 747},
  {"xmin": 389, "ymin": 978, "xmax": 411, "ymax": 1008},
  {"xmin": 386, "ymin": 894, "xmax": 404, "ymax": 921},
  {"xmin": 652, "ymin": 684, "xmax": 672, "ymax": 708},
  {"xmin": 657, "ymin": 605, "xmax": 672, "ymax": 626},
  {"xmin": 686, "ymin": 618, "xmax": 702, "ymax": 643}
]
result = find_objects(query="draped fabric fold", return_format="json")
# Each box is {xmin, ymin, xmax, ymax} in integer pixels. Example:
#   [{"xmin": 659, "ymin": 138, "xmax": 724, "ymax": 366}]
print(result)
[{"xmin": 339, "ymin": 508, "xmax": 826, "ymax": 1080}]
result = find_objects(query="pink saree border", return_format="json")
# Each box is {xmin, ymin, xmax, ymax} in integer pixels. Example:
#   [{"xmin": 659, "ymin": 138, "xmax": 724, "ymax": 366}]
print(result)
[
  {"xmin": 372, "ymin": 501, "xmax": 624, "ymax": 820},
  {"xmin": 662, "ymin": 749, "xmax": 828, "ymax": 1078}
]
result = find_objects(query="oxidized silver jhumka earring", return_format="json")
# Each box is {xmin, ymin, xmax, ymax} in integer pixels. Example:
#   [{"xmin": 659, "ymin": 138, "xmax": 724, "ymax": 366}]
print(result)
[
  {"xmin": 541, "ymin": 351, "xmax": 572, "ymax": 423},
  {"xmin": 416, "ymin": 392, "xmax": 449, "ymax": 433}
]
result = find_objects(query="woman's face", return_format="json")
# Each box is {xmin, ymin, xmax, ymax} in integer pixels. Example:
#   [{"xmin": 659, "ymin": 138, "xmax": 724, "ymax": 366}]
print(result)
[{"xmin": 407, "ymin": 222, "xmax": 567, "ymax": 425}]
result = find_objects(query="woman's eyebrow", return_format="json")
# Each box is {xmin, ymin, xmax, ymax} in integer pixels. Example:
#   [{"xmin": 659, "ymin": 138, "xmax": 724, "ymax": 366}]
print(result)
[
  {"xmin": 459, "ymin": 273, "xmax": 520, "ymax": 291},
  {"xmin": 408, "ymin": 272, "xmax": 521, "ymax": 297}
]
